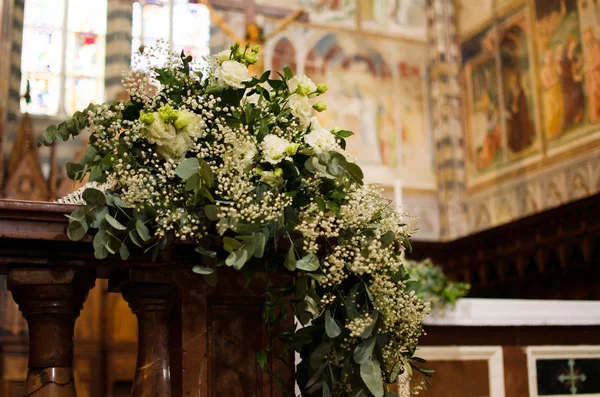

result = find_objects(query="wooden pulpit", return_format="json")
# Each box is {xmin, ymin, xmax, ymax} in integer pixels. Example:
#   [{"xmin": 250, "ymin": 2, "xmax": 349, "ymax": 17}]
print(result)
[{"xmin": 0, "ymin": 200, "xmax": 295, "ymax": 397}]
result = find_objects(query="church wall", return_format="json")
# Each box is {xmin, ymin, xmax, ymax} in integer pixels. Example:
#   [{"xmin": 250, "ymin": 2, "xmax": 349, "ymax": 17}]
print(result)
[
  {"xmin": 253, "ymin": 0, "xmax": 440, "ymax": 240},
  {"xmin": 457, "ymin": 0, "xmax": 600, "ymax": 234}
]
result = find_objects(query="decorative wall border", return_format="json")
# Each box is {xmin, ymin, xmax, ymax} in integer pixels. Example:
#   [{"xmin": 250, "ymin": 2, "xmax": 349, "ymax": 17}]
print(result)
[
  {"xmin": 416, "ymin": 346, "xmax": 506, "ymax": 397},
  {"xmin": 526, "ymin": 346, "xmax": 600, "ymax": 397}
]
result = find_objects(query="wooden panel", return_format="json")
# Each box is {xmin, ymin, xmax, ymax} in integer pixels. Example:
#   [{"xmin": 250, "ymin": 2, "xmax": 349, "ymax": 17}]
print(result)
[
  {"xmin": 503, "ymin": 346, "xmax": 529, "ymax": 397},
  {"xmin": 412, "ymin": 360, "xmax": 490, "ymax": 397}
]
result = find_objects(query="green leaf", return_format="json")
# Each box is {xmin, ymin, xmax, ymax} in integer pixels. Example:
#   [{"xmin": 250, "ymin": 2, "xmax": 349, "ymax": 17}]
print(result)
[
  {"xmin": 82, "ymin": 188, "xmax": 106, "ymax": 206},
  {"xmin": 283, "ymin": 66, "xmax": 293, "ymax": 81},
  {"xmin": 204, "ymin": 204, "xmax": 219, "ymax": 221},
  {"xmin": 325, "ymin": 309, "xmax": 341, "ymax": 338},
  {"xmin": 335, "ymin": 129, "xmax": 354, "ymax": 138},
  {"xmin": 353, "ymin": 336, "xmax": 376, "ymax": 364},
  {"xmin": 105, "ymin": 214, "xmax": 127, "ymax": 231},
  {"xmin": 380, "ymin": 231, "xmax": 395, "ymax": 248},
  {"xmin": 346, "ymin": 162, "xmax": 364, "ymax": 183},
  {"xmin": 195, "ymin": 246, "xmax": 217, "ymax": 258},
  {"xmin": 322, "ymin": 383, "xmax": 331, "ymax": 397},
  {"xmin": 175, "ymin": 157, "xmax": 200, "ymax": 180},
  {"xmin": 225, "ymin": 244, "xmax": 254, "ymax": 270},
  {"xmin": 284, "ymin": 245, "xmax": 296, "ymax": 271},
  {"xmin": 94, "ymin": 244, "xmax": 109, "ymax": 260},
  {"xmin": 256, "ymin": 350, "xmax": 268, "ymax": 371},
  {"xmin": 136, "ymin": 219, "xmax": 151, "ymax": 241},
  {"xmin": 192, "ymin": 265, "xmax": 215, "ymax": 275},
  {"xmin": 119, "ymin": 244, "xmax": 130, "ymax": 260},
  {"xmin": 223, "ymin": 236, "xmax": 243, "ymax": 253},
  {"xmin": 360, "ymin": 359, "xmax": 384, "ymax": 397},
  {"xmin": 309, "ymin": 341, "xmax": 332, "ymax": 369},
  {"xmin": 185, "ymin": 173, "xmax": 200, "ymax": 191},
  {"xmin": 252, "ymin": 231, "xmax": 267, "ymax": 258},
  {"xmin": 67, "ymin": 221, "xmax": 88, "ymax": 241},
  {"xmin": 296, "ymin": 254, "xmax": 320, "ymax": 272},
  {"xmin": 129, "ymin": 230, "xmax": 143, "ymax": 247},
  {"xmin": 349, "ymin": 389, "xmax": 367, "ymax": 397}
]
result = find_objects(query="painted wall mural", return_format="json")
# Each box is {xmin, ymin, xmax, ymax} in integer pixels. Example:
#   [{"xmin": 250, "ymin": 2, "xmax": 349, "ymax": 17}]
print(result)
[
  {"xmin": 461, "ymin": 1, "xmax": 600, "ymax": 189},
  {"xmin": 459, "ymin": 0, "xmax": 600, "ymax": 233},
  {"xmin": 261, "ymin": 23, "xmax": 437, "ymax": 239},
  {"xmin": 462, "ymin": 7, "xmax": 542, "ymax": 187}
]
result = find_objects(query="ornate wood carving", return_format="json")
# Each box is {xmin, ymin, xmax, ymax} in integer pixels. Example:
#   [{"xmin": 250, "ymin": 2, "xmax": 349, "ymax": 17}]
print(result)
[
  {"xmin": 412, "ymin": 193, "xmax": 600, "ymax": 300},
  {"xmin": 4, "ymin": 114, "xmax": 49, "ymax": 201},
  {"xmin": 7, "ymin": 267, "xmax": 96, "ymax": 397}
]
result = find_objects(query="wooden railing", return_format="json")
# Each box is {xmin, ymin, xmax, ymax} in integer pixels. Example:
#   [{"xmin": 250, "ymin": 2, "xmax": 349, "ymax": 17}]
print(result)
[
  {"xmin": 412, "ymin": 193, "xmax": 600, "ymax": 300},
  {"xmin": 0, "ymin": 200, "xmax": 294, "ymax": 397}
]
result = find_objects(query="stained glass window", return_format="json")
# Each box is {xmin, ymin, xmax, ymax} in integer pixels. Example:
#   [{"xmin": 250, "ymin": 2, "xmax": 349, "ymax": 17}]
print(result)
[
  {"xmin": 21, "ymin": 0, "xmax": 107, "ymax": 115},
  {"xmin": 132, "ymin": 0, "xmax": 210, "ymax": 64}
]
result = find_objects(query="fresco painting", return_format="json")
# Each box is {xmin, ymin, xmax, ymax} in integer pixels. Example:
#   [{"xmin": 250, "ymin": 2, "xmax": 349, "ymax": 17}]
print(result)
[
  {"xmin": 533, "ymin": 0, "xmax": 600, "ymax": 144},
  {"xmin": 498, "ymin": 11, "xmax": 537, "ymax": 157},
  {"xmin": 303, "ymin": 33, "xmax": 430, "ymax": 176}
]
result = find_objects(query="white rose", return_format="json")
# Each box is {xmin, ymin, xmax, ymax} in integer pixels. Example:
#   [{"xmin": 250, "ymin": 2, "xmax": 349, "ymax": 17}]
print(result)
[
  {"xmin": 215, "ymin": 60, "xmax": 251, "ymax": 89},
  {"xmin": 175, "ymin": 110, "xmax": 206, "ymax": 139},
  {"xmin": 261, "ymin": 135, "xmax": 291, "ymax": 164},
  {"xmin": 287, "ymin": 93, "xmax": 313, "ymax": 128},
  {"xmin": 216, "ymin": 50, "xmax": 231, "ymax": 64},
  {"xmin": 146, "ymin": 114, "xmax": 176, "ymax": 146},
  {"xmin": 156, "ymin": 133, "xmax": 192, "ymax": 161},
  {"xmin": 288, "ymin": 75, "xmax": 317, "ymax": 95},
  {"xmin": 304, "ymin": 117, "xmax": 338, "ymax": 154}
]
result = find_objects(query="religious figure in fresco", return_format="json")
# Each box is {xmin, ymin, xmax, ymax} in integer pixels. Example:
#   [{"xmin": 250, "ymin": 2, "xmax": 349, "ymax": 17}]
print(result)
[
  {"xmin": 541, "ymin": 49, "xmax": 565, "ymax": 139},
  {"xmin": 476, "ymin": 91, "xmax": 502, "ymax": 170},
  {"xmin": 583, "ymin": 27, "xmax": 600, "ymax": 123},
  {"xmin": 505, "ymin": 74, "xmax": 534, "ymax": 153},
  {"xmin": 559, "ymin": 36, "xmax": 585, "ymax": 128}
]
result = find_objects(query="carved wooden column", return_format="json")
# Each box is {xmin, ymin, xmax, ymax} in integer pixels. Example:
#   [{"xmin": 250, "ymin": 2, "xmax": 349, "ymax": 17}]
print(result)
[
  {"xmin": 109, "ymin": 269, "xmax": 176, "ymax": 397},
  {"xmin": 7, "ymin": 268, "xmax": 96, "ymax": 397}
]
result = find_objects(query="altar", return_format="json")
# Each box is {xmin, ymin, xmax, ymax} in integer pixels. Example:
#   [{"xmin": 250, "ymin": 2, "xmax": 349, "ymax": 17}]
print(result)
[{"xmin": 409, "ymin": 298, "xmax": 600, "ymax": 397}]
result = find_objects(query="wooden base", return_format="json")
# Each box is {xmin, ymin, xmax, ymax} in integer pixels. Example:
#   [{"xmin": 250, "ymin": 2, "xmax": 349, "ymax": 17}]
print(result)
[{"xmin": 7, "ymin": 268, "xmax": 95, "ymax": 397}]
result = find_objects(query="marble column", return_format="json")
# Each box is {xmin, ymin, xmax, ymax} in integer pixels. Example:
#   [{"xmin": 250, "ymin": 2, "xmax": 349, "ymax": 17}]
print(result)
[
  {"xmin": 426, "ymin": 0, "xmax": 469, "ymax": 240},
  {"xmin": 105, "ymin": 0, "xmax": 133, "ymax": 102}
]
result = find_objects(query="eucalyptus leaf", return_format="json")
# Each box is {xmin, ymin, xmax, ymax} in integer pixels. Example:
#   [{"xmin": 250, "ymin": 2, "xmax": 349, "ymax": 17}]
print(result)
[
  {"xmin": 284, "ymin": 245, "xmax": 296, "ymax": 271},
  {"xmin": 67, "ymin": 221, "xmax": 88, "ymax": 241},
  {"xmin": 353, "ymin": 336, "xmax": 376, "ymax": 364},
  {"xmin": 256, "ymin": 350, "xmax": 268, "ymax": 371},
  {"xmin": 252, "ymin": 231, "xmax": 267, "ymax": 258},
  {"xmin": 325, "ymin": 309, "xmax": 341, "ymax": 338},
  {"xmin": 119, "ymin": 244, "xmax": 130, "ymax": 260},
  {"xmin": 223, "ymin": 236, "xmax": 243, "ymax": 252},
  {"xmin": 309, "ymin": 341, "xmax": 332, "ymax": 369},
  {"xmin": 360, "ymin": 359, "xmax": 384, "ymax": 397},
  {"xmin": 136, "ymin": 219, "xmax": 151, "ymax": 241},
  {"xmin": 203, "ymin": 271, "xmax": 218, "ymax": 287},
  {"xmin": 105, "ymin": 214, "xmax": 127, "ymax": 231},
  {"xmin": 175, "ymin": 157, "xmax": 200, "ymax": 180},
  {"xmin": 296, "ymin": 254, "xmax": 320, "ymax": 272},
  {"xmin": 203, "ymin": 204, "xmax": 219, "ymax": 221},
  {"xmin": 82, "ymin": 188, "xmax": 106, "ymax": 206},
  {"xmin": 322, "ymin": 382, "xmax": 331, "ymax": 397},
  {"xmin": 195, "ymin": 246, "xmax": 217, "ymax": 258},
  {"xmin": 129, "ymin": 230, "xmax": 143, "ymax": 247},
  {"xmin": 192, "ymin": 265, "xmax": 215, "ymax": 275}
]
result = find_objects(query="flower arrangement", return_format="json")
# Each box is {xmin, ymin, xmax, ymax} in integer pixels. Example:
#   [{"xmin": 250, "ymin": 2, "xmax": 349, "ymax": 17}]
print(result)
[
  {"xmin": 404, "ymin": 258, "xmax": 470, "ymax": 311},
  {"xmin": 41, "ymin": 42, "xmax": 430, "ymax": 397}
]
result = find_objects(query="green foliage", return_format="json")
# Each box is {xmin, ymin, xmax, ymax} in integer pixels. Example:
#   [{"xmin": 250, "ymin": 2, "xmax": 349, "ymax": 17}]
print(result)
[{"xmin": 404, "ymin": 258, "xmax": 470, "ymax": 309}]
